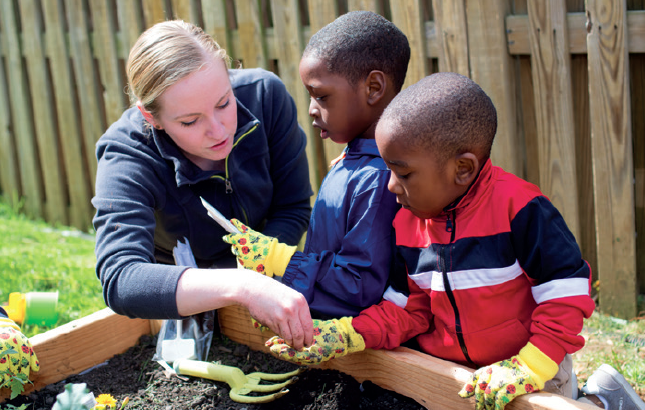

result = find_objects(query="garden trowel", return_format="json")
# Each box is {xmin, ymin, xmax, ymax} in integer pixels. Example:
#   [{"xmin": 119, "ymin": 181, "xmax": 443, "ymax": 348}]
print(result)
[{"xmin": 159, "ymin": 239, "xmax": 199, "ymax": 363}]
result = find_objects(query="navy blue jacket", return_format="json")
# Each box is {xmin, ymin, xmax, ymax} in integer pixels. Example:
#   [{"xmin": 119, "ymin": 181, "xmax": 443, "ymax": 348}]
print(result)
[
  {"xmin": 282, "ymin": 138, "xmax": 400, "ymax": 317},
  {"xmin": 93, "ymin": 68, "xmax": 312, "ymax": 319}
]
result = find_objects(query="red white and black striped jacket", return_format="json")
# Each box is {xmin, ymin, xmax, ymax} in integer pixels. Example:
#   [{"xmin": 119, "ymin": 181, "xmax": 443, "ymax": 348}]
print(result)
[{"xmin": 352, "ymin": 159, "xmax": 595, "ymax": 367}]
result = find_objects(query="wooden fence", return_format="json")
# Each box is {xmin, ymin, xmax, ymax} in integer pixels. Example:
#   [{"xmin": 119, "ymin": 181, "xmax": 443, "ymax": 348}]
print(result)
[{"xmin": 0, "ymin": 0, "xmax": 643, "ymax": 319}]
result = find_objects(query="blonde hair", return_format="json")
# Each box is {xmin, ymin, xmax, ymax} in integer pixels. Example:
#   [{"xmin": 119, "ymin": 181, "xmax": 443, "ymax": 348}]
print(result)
[{"xmin": 126, "ymin": 20, "xmax": 230, "ymax": 118}]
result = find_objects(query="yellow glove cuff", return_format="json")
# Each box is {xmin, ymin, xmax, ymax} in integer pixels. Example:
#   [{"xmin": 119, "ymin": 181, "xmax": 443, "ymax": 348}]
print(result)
[
  {"xmin": 0, "ymin": 317, "xmax": 20, "ymax": 331},
  {"xmin": 264, "ymin": 240, "xmax": 297, "ymax": 277},
  {"xmin": 518, "ymin": 342, "xmax": 559, "ymax": 389},
  {"xmin": 340, "ymin": 317, "xmax": 366, "ymax": 354}
]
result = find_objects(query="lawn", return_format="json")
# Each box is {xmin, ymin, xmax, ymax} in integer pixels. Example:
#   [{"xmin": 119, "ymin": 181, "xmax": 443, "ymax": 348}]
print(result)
[{"xmin": 0, "ymin": 195, "xmax": 643, "ymax": 400}]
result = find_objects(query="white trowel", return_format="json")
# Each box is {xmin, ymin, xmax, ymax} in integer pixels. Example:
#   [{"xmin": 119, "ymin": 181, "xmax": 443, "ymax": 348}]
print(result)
[{"xmin": 160, "ymin": 238, "xmax": 198, "ymax": 363}]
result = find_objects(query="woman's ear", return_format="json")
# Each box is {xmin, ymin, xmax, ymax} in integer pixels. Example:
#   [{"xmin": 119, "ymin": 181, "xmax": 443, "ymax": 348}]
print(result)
[
  {"xmin": 136, "ymin": 101, "xmax": 160, "ymax": 129},
  {"xmin": 364, "ymin": 70, "xmax": 387, "ymax": 106},
  {"xmin": 454, "ymin": 153, "xmax": 479, "ymax": 186}
]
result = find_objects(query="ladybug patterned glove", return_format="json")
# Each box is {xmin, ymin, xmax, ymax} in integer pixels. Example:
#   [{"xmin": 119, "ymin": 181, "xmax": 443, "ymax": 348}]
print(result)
[
  {"xmin": 265, "ymin": 317, "xmax": 365, "ymax": 365},
  {"xmin": 0, "ymin": 317, "xmax": 40, "ymax": 393},
  {"xmin": 459, "ymin": 342, "xmax": 558, "ymax": 410},
  {"xmin": 222, "ymin": 219, "xmax": 296, "ymax": 277}
]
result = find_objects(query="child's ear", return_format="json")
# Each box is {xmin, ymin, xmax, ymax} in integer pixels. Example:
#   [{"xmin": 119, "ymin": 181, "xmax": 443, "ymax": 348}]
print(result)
[
  {"xmin": 364, "ymin": 70, "xmax": 387, "ymax": 105},
  {"xmin": 454, "ymin": 153, "xmax": 479, "ymax": 186}
]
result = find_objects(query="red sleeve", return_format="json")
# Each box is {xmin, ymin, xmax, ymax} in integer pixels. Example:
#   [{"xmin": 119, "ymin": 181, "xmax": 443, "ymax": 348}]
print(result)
[{"xmin": 353, "ymin": 276, "xmax": 433, "ymax": 349}]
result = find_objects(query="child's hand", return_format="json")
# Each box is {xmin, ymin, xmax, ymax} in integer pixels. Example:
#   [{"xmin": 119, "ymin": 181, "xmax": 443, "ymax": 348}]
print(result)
[
  {"xmin": 266, "ymin": 317, "xmax": 365, "ymax": 365},
  {"xmin": 0, "ymin": 318, "xmax": 40, "ymax": 390},
  {"xmin": 458, "ymin": 343, "xmax": 557, "ymax": 410},
  {"xmin": 222, "ymin": 219, "xmax": 296, "ymax": 277}
]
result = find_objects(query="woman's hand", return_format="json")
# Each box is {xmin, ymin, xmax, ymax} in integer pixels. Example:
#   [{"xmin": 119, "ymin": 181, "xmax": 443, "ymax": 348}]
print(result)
[
  {"xmin": 176, "ymin": 268, "xmax": 313, "ymax": 351},
  {"xmin": 242, "ymin": 277, "xmax": 314, "ymax": 351}
]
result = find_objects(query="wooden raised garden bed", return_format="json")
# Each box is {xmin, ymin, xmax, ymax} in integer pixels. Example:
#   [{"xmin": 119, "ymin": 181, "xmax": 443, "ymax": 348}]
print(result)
[{"xmin": 1, "ymin": 306, "xmax": 596, "ymax": 410}]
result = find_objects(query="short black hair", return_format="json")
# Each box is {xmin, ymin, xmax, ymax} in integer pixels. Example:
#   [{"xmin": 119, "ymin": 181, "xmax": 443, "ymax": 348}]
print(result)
[
  {"xmin": 379, "ymin": 72, "xmax": 497, "ymax": 164},
  {"xmin": 303, "ymin": 11, "xmax": 410, "ymax": 92}
]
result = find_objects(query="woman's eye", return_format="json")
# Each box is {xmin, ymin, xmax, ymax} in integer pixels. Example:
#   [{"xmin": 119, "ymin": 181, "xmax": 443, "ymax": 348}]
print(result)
[
  {"xmin": 180, "ymin": 119, "xmax": 197, "ymax": 127},
  {"xmin": 315, "ymin": 95, "xmax": 327, "ymax": 102},
  {"xmin": 218, "ymin": 99, "xmax": 230, "ymax": 109},
  {"xmin": 397, "ymin": 172, "xmax": 410, "ymax": 180}
]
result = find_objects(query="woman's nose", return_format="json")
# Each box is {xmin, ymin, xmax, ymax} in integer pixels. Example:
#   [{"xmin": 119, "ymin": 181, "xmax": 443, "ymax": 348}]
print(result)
[{"xmin": 206, "ymin": 115, "xmax": 225, "ymax": 136}]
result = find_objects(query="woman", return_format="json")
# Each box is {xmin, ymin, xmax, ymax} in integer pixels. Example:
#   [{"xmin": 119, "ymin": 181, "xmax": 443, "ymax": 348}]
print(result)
[{"xmin": 92, "ymin": 20, "xmax": 313, "ymax": 349}]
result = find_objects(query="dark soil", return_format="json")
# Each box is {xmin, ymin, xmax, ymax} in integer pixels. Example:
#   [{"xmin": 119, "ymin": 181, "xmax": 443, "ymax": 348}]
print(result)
[{"xmin": 5, "ymin": 333, "xmax": 426, "ymax": 409}]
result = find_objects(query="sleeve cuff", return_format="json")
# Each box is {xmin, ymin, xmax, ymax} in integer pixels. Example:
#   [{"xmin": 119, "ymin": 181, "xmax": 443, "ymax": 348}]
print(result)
[{"xmin": 518, "ymin": 342, "xmax": 559, "ymax": 389}]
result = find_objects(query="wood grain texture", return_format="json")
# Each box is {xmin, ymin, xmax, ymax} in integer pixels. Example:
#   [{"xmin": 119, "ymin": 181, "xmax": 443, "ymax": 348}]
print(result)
[
  {"xmin": 508, "ymin": 10, "xmax": 645, "ymax": 55},
  {"xmin": 41, "ymin": 0, "xmax": 94, "ymax": 230},
  {"xmin": 234, "ymin": 0, "xmax": 268, "ymax": 69},
  {"xmin": 18, "ymin": 0, "xmax": 68, "ymax": 226},
  {"xmin": 0, "ymin": 0, "xmax": 43, "ymax": 219},
  {"xmin": 0, "ymin": 309, "xmax": 152, "ymax": 400},
  {"xmin": 217, "ymin": 305, "xmax": 597, "ymax": 410},
  {"xmin": 432, "ymin": 0, "xmax": 469, "ymax": 76},
  {"xmin": 466, "ymin": 0, "xmax": 522, "ymax": 177},
  {"xmin": 527, "ymin": 0, "xmax": 580, "ymax": 240},
  {"xmin": 391, "ymin": 0, "xmax": 428, "ymax": 88},
  {"xmin": 586, "ymin": 0, "xmax": 637, "ymax": 319},
  {"xmin": 66, "ymin": 0, "xmax": 106, "ymax": 191},
  {"xmin": 201, "ymin": 0, "xmax": 231, "ymax": 52}
]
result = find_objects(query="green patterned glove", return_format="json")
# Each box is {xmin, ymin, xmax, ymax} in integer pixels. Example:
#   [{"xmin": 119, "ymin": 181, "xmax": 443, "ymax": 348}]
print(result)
[
  {"xmin": 458, "ymin": 343, "xmax": 558, "ymax": 410},
  {"xmin": 0, "ymin": 318, "xmax": 40, "ymax": 396},
  {"xmin": 222, "ymin": 219, "xmax": 296, "ymax": 277},
  {"xmin": 265, "ymin": 317, "xmax": 365, "ymax": 365}
]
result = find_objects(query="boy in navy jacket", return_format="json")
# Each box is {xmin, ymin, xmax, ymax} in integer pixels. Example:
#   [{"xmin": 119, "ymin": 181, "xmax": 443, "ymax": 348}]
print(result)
[{"xmin": 224, "ymin": 11, "xmax": 409, "ymax": 318}]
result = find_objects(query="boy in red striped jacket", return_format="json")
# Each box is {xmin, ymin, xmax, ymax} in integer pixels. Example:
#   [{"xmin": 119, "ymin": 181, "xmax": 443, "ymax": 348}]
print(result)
[{"xmin": 268, "ymin": 72, "xmax": 645, "ymax": 410}]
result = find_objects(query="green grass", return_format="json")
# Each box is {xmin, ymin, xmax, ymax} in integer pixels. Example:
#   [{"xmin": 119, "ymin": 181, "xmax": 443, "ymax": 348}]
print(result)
[
  {"xmin": 0, "ymin": 195, "xmax": 643, "ymax": 400},
  {"xmin": 0, "ymin": 198, "xmax": 105, "ymax": 338}
]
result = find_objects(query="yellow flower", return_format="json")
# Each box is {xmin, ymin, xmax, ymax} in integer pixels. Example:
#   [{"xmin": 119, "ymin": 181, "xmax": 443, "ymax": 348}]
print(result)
[{"xmin": 95, "ymin": 394, "xmax": 117, "ymax": 409}]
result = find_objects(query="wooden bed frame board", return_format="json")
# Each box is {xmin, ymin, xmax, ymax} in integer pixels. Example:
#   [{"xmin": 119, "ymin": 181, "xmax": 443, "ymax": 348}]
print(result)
[{"xmin": 0, "ymin": 306, "xmax": 597, "ymax": 410}]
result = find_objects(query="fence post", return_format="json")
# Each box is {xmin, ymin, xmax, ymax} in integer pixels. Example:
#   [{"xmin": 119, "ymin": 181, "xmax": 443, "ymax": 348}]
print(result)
[{"xmin": 586, "ymin": 0, "xmax": 637, "ymax": 319}]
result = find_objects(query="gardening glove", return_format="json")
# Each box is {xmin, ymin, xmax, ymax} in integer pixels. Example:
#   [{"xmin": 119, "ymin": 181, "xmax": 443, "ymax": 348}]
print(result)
[
  {"xmin": 222, "ymin": 219, "xmax": 296, "ymax": 277},
  {"xmin": 251, "ymin": 317, "xmax": 270, "ymax": 333},
  {"xmin": 266, "ymin": 317, "xmax": 365, "ymax": 365},
  {"xmin": 459, "ymin": 342, "xmax": 558, "ymax": 410},
  {"xmin": 0, "ymin": 317, "xmax": 40, "ymax": 390}
]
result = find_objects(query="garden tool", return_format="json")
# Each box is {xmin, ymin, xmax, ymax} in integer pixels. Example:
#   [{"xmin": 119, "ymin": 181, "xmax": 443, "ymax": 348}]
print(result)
[
  {"xmin": 174, "ymin": 358, "xmax": 302, "ymax": 404},
  {"xmin": 158, "ymin": 239, "xmax": 199, "ymax": 363},
  {"xmin": 4, "ymin": 291, "xmax": 58, "ymax": 326},
  {"xmin": 200, "ymin": 196, "xmax": 241, "ymax": 234}
]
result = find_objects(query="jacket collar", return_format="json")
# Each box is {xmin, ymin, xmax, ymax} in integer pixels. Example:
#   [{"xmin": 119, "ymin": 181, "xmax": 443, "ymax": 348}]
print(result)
[
  {"xmin": 345, "ymin": 137, "xmax": 381, "ymax": 158},
  {"xmin": 153, "ymin": 97, "xmax": 260, "ymax": 187},
  {"xmin": 442, "ymin": 158, "xmax": 493, "ymax": 214}
]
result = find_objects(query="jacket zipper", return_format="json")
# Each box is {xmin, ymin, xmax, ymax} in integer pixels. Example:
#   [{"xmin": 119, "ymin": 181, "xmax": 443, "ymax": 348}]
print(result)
[
  {"xmin": 441, "ymin": 209, "xmax": 473, "ymax": 365},
  {"xmin": 210, "ymin": 124, "xmax": 257, "ymax": 224}
]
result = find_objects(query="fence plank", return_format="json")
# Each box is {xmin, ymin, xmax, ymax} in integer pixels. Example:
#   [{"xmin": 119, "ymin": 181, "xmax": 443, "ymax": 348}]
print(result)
[
  {"xmin": 142, "ymin": 0, "xmax": 168, "ymax": 27},
  {"xmin": 632, "ymin": 54, "xmax": 645, "ymax": 295},
  {"xmin": 507, "ymin": 10, "xmax": 645, "ymax": 55},
  {"xmin": 348, "ymin": 0, "xmax": 379, "ymax": 13},
  {"xmin": 271, "ymin": 0, "xmax": 324, "ymax": 193},
  {"xmin": 0, "ymin": 4, "xmax": 21, "ymax": 205},
  {"xmin": 0, "ymin": 0, "xmax": 43, "ymax": 219},
  {"xmin": 18, "ymin": 0, "xmax": 69, "ymax": 226},
  {"xmin": 117, "ymin": 0, "xmax": 144, "ymax": 56},
  {"xmin": 466, "ymin": 0, "xmax": 522, "ymax": 177},
  {"xmin": 431, "ymin": 0, "xmax": 469, "ymax": 76},
  {"xmin": 91, "ymin": 0, "xmax": 129, "ymax": 126},
  {"xmin": 171, "ymin": 0, "xmax": 197, "ymax": 23},
  {"xmin": 41, "ymin": 0, "xmax": 93, "ymax": 229},
  {"xmin": 527, "ymin": 1, "xmax": 580, "ymax": 240},
  {"xmin": 390, "ymin": 0, "xmax": 427, "ymax": 88},
  {"xmin": 201, "ymin": 0, "xmax": 231, "ymax": 52},
  {"xmin": 307, "ymin": 0, "xmax": 345, "ymax": 166},
  {"xmin": 234, "ymin": 0, "xmax": 267, "ymax": 69},
  {"xmin": 67, "ymin": 0, "xmax": 107, "ymax": 192},
  {"xmin": 586, "ymin": 0, "xmax": 637, "ymax": 319}
]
